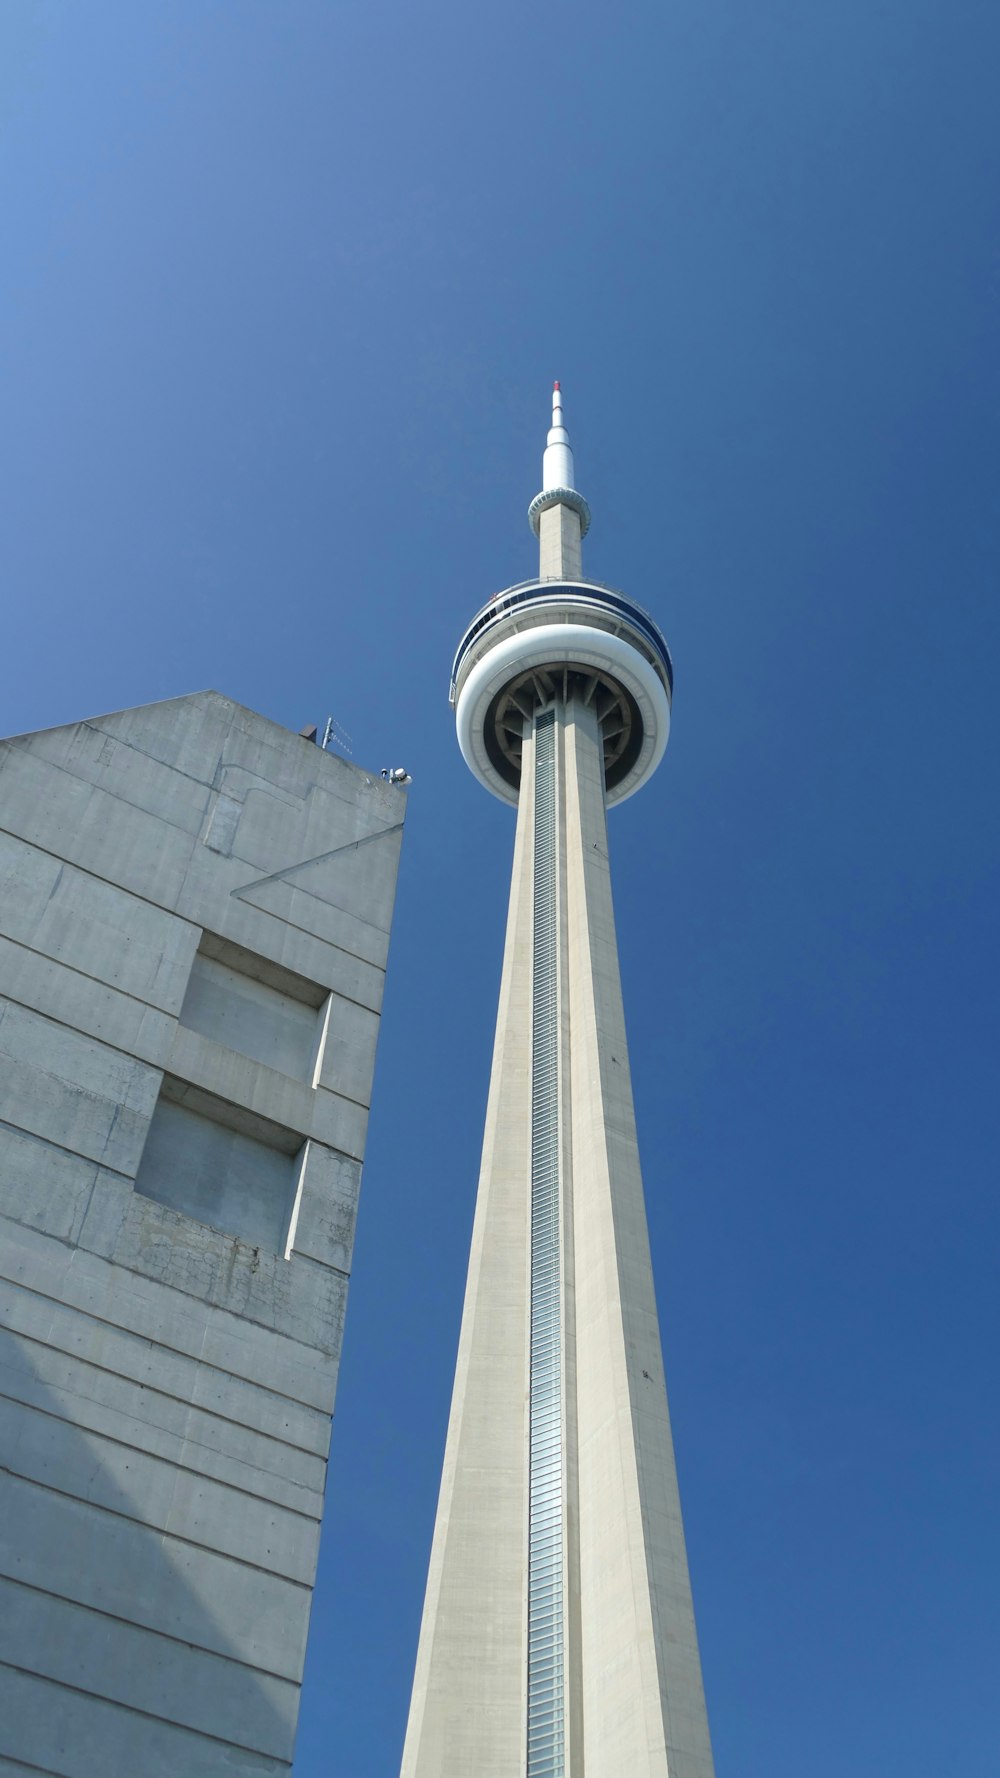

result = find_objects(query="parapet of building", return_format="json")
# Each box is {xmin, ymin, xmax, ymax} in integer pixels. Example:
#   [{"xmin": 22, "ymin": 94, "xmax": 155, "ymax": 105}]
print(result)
[{"xmin": 0, "ymin": 691, "xmax": 405, "ymax": 1776}]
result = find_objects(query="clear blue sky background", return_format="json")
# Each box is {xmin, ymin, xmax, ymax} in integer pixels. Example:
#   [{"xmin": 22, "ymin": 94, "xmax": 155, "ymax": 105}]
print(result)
[{"xmin": 2, "ymin": 4, "xmax": 998, "ymax": 1774}]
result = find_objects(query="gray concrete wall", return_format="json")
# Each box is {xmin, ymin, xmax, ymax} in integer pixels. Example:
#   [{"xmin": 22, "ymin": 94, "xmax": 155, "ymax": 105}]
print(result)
[{"xmin": 0, "ymin": 692, "xmax": 405, "ymax": 1776}]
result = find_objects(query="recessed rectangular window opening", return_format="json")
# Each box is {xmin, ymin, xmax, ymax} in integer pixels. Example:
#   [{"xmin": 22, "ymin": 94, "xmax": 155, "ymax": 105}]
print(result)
[
  {"xmin": 134, "ymin": 1077, "xmax": 302, "ymax": 1252},
  {"xmin": 178, "ymin": 932, "xmax": 327, "ymax": 1084}
]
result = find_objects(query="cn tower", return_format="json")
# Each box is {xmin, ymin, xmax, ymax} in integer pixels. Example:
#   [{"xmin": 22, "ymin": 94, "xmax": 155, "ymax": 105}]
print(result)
[{"xmin": 401, "ymin": 388, "xmax": 715, "ymax": 1778}]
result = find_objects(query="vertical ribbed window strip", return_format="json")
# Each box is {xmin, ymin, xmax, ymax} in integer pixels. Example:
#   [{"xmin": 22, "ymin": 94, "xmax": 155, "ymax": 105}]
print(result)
[{"xmin": 527, "ymin": 708, "xmax": 565, "ymax": 1778}]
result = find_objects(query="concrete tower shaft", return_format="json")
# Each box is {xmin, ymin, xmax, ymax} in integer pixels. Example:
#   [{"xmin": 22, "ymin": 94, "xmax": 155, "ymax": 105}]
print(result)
[{"xmin": 402, "ymin": 391, "xmax": 715, "ymax": 1777}]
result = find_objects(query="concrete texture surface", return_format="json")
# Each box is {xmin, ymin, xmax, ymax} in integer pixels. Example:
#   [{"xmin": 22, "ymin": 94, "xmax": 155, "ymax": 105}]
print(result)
[
  {"xmin": 0, "ymin": 691, "xmax": 404, "ymax": 1776},
  {"xmin": 400, "ymin": 720, "xmax": 538, "ymax": 1778},
  {"xmin": 400, "ymin": 695, "xmax": 713, "ymax": 1777}
]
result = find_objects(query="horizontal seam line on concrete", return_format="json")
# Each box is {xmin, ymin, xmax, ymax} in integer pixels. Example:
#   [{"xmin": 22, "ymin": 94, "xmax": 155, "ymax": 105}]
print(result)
[
  {"xmin": 0, "ymin": 1465, "xmax": 314, "ymax": 1590},
  {"xmin": 0, "ymin": 931, "xmax": 179, "ymax": 1021},
  {"xmin": 0, "ymin": 1322, "xmax": 328, "ymax": 1466},
  {"xmin": 0, "ymin": 938, "xmax": 373, "ymax": 1116},
  {"xmin": 0, "ymin": 993, "xmax": 370, "ymax": 1138},
  {"xmin": 81, "ymin": 722, "xmax": 228, "ymax": 791},
  {"xmin": 0, "ymin": 1003, "xmax": 168, "ymax": 1106},
  {"xmin": 14, "ymin": 713, "xmax": 371, "ymax": 824},
  {"xmin": 289, "ymin": 1250, "xmax": 351, "ymax": 1285},
  {"xmin": 221, "ymin": 888, "xmax": 388, "ymax": 989},
  {"xmin": 0, "ymin": 820, "xmax": 387, "ymax": 1003},
  {"xmin": 0, "ymin": 1656, "xmax": 293, "ymax": 1763},
  {"xmin": 0, "ymin": 1222, "xmax": 347, "ymax": 1372},
  {"xmin": 4, "ymin": 747, "xmax": 213, "ymax": 843},
  {"xmin": 0, "ymin": 1384, "xmax": 323, "ymax": 1523},
  {"xmin": 0, "ymin": 1572, "xmax": 301, "ymax": 1688},
  {"xmin": 80, "ymin": 724, "xmax": 276, "ymax": 800},
  {"xmin": 307, "ymin": 1074, "xmax": 369, "ymax": 1112},
  {"xmin": 0, "ymin": 1750, "xmax": 68, "ymax": 1777},
  {"xmin": 163, "ymin": 1059, "xmax": 372, "ymax": 1122},
  {"xmin": 0, "ymin": 1271, "xmax": 335, "ymax": 1418},
  {"xmin": 85, "ymin": 719, "xmax": 382, "ymax": 824},
  {"xmin": 0, "ymin": 1116, "xmax": 134, "ymax": 1185},
  {"xmin": 2, "ymin": 1203, "xmax": 350, "ymax": 1352}
]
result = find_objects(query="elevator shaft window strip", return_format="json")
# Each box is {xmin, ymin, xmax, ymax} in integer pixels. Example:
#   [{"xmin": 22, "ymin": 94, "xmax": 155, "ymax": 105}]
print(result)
[{"xmin": 527, "ymin": 708, "xmax": 565, "ymax": 1778}]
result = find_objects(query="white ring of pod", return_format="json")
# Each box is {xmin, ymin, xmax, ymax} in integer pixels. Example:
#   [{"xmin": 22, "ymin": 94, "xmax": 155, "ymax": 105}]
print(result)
[{"xmin": 455, "ymin": 622, "xmax": 670, "ymax": 808}]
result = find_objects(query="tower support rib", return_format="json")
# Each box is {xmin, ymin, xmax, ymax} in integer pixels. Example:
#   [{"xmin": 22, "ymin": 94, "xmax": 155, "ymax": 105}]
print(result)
[{"xmin": 527, "ymin": 708, "xmax": 565, "ymax": 1777}]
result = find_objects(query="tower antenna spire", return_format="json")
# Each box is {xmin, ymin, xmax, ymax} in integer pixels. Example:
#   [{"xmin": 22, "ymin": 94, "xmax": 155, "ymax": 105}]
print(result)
[
  {"xmin": 543, "ymin": 380, "xmax": 574, "ymax": 492},
  {"xmin": 528, "ymin": 381, "xmax": 591, "ymax": 579}
]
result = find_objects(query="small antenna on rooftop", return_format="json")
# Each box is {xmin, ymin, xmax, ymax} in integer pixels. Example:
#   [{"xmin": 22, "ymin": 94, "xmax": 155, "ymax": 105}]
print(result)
[{"xmin": 321, "ymin": 715, "xmax": 353, "ymax": 757}]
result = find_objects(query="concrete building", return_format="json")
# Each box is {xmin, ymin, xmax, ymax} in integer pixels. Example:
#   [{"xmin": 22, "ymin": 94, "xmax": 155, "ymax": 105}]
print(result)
[
  {"xmin": 0, "ymin": 690, "xmax": 404, "ymax": 1776},
  {"xmin": 400, "ymin": 389, "xmax": 715, "ymax": 1777}
]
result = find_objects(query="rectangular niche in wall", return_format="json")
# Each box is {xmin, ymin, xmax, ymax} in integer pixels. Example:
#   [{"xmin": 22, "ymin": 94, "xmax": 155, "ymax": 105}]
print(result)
[
  {"xmin": 134, "ymin": 1077, "xmax": 301, "ymax": 1251},
  {"xmin": 178, "ymin": 932, "xmax": 326, "ymax": 1084}
]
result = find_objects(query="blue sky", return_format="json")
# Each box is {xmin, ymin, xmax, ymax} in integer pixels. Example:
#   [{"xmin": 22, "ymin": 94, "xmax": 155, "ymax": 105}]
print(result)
[{"xmin": 2, "ymin": 4, "xmax": 998, "ymax": 1773}]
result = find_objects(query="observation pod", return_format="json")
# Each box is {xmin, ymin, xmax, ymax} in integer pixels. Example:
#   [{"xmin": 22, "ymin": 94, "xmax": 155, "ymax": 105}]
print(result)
[
  {"xmin": 402, "ymin": 387, "xmax": 715, "ymax": 1778},
  {"xmin": 451, "ymin": 577, "xmax": 673, "ymax": 807}
]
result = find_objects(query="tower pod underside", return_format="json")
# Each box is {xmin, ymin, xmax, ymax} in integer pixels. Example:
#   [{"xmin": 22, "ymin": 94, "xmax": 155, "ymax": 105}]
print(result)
[{"xmin": 452, "ymin": 581, "xmax": 673, "ymax": 807}]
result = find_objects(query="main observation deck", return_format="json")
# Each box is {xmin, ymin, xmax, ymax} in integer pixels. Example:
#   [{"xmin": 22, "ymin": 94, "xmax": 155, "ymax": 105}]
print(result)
[{"xmin": 451, "ymin": 578, "xmax": 674, "ymax": 807}]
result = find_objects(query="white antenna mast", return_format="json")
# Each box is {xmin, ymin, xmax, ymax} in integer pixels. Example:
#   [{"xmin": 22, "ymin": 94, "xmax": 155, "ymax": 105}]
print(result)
[{"xmin": 321, "ymin": 715, "xmax": 353, "ymax": 756}]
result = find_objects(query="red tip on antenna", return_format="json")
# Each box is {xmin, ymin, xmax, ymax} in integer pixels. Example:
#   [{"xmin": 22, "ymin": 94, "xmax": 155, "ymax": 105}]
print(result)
[{"xmin": 553, "ymin": 380, "xmax": 560, "ymax": 391}]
